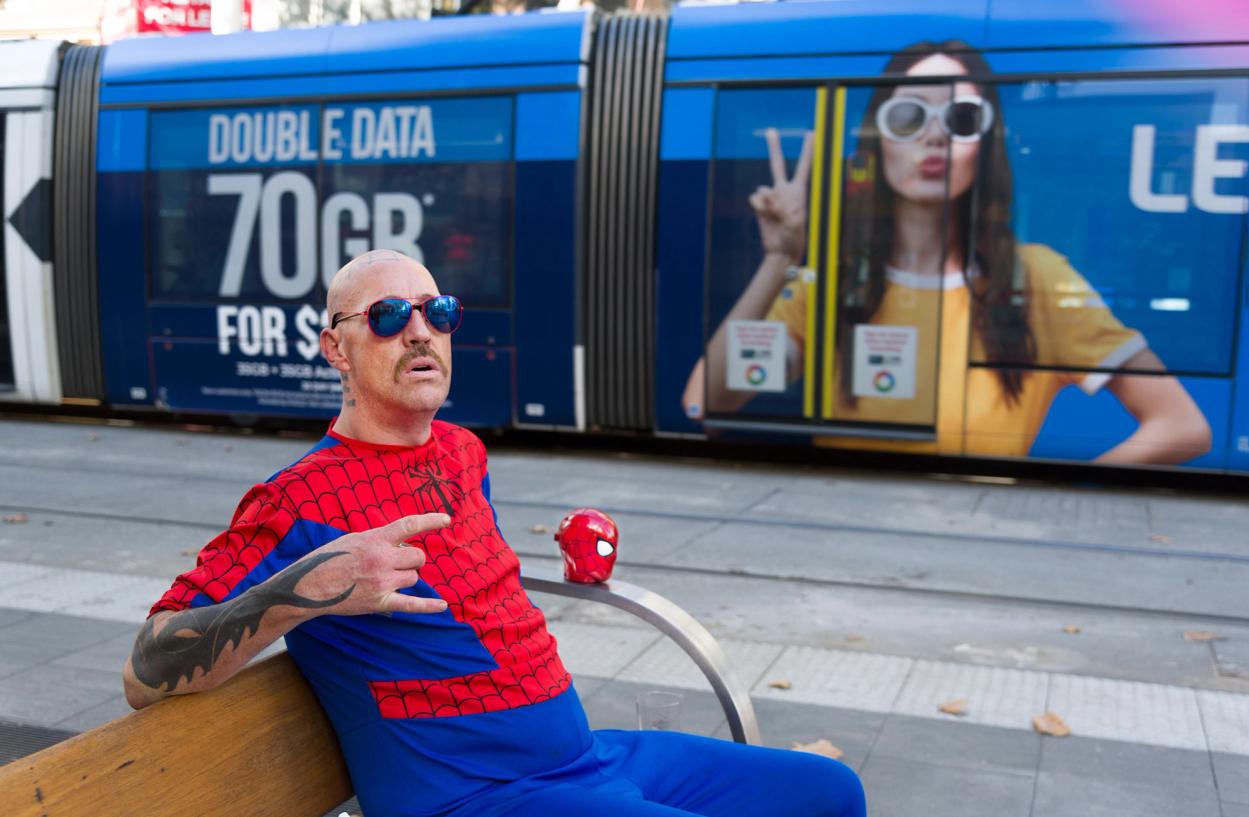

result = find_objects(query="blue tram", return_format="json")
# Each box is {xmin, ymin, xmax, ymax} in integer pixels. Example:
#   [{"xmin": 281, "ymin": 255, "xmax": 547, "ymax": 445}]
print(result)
[{"xmin": 1, "ymin": 0, "xmax": 1247, "ymax": 472}]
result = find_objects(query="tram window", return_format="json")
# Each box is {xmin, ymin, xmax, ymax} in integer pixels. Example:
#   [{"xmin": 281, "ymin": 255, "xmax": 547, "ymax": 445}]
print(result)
[
  {"xmin": 148, "ymin": 104, "xmax": 322, "ymax": 303},
  {"xmin": 322, "ymin": 161, "xmax": 512, "ymax": 308},
  {"xmin": 975, "ymin": 77, "xmax": 1248, "ymax": 377},
  {"xmin": 702, "ymin": 87, "xmax": 819, "ymax": 421},
  {"xmin": 148, "ymin": 98, "xmax": 514, "ymax": 308}
]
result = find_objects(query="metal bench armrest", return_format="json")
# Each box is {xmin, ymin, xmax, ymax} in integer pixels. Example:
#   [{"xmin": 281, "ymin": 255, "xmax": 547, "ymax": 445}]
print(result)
[{"xmin": 521, "ymin": 565, "xmax": 761, "ymax": 745}]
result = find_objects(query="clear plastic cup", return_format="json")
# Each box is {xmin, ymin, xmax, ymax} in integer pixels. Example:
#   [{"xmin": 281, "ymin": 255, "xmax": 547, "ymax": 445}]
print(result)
[{"xmin": 636, "ymin": 690, "xmax": 683, "ymax": 731}]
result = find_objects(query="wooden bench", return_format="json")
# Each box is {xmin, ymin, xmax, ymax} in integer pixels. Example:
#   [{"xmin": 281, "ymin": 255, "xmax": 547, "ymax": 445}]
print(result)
[{"xmin": 0, "ymin": 565, "xmax": 759, "ymax": 817}]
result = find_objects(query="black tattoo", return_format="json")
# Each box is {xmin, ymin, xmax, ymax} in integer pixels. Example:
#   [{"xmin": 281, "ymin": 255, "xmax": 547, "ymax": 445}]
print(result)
[
  {"xmin": 342, "ymin": 372, "xmax": 356, "ymax": 407},
  {"xmin": 130, "ymin": 551, "xmax": 354, "ymax": 693}
]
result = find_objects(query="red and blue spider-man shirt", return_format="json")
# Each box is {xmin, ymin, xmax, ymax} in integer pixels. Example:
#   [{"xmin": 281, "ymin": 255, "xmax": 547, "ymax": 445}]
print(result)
[{"xmin": 150, "ymin": 421, "xmax": 593, "ymax": 817}]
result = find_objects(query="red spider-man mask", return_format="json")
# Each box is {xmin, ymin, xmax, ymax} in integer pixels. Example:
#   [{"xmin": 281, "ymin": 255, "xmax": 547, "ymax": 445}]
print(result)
[{"xmin": 554, "ymin": 508, "xmax": 619, "ymax": 583}]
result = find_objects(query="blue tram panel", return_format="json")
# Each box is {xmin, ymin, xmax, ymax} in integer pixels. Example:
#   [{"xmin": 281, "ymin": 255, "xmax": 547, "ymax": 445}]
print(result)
[
  {"xmin": 96, "ymin": 13, "xmax": 589, "ymax": 427},
  {"xmin": 654, "ymin": 0, "xmax": 1249, "ymax": 471}
]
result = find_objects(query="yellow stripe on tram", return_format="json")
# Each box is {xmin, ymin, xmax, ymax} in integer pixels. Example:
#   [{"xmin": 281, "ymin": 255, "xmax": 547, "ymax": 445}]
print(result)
[
  {"xmin": 802, "ymin": 87, "xmax": 827, "ymax": 419},
  {"xmin": 821, "ymin": 86, "xmax": 846, "ymax": 420}
]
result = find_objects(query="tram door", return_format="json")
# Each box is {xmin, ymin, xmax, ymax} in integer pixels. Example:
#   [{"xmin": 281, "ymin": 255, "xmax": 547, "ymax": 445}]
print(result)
[
  {"xmin": 0, "ymin": 114, "xmax": 12, "ymax": 391},
  {"xmin": 701, "ymin": 81, "xmax": 962, "ymax": 441},
  {"xmin": 820, "ymin": 80, "xmax": 979, "ymax": 442}
]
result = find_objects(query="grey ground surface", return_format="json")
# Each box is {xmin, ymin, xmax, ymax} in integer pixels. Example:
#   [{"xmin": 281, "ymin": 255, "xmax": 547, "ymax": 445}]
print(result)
[{"xmin": 0, "ymin": 417, "xmax": 1247, "ymax": 816}]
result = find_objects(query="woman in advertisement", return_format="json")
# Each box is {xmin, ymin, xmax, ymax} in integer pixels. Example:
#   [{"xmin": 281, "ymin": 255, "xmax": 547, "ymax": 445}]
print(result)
[{"xmin": 682, "ymin": 41, "xmax": 1212, "ymax": 465}]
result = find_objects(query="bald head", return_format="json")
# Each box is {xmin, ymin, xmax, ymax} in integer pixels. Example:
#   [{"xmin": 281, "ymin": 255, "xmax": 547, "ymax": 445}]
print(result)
[
  {"xmin": 320, "ymin": 249, "xmax": 452, "ymax": 438},
  {"xmin": 326, "ymin": 249, "xmax": 430, "ymax": 318}
]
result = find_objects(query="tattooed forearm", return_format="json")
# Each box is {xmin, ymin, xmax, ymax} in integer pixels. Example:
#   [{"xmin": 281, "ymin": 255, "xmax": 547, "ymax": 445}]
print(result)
[{"xmin": 130, "ymin": 551, "xmax": 355, "ymax": 693}]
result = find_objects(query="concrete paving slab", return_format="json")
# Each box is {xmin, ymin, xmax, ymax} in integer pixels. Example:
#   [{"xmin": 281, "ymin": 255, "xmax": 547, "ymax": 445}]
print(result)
[
  {"xmin": 591, "ymin": 561, "xmax": 1238, "ymax": 690},
  {"xmin": 858, "ymin": 754, "xmax": 1035, "ymax": 817},
  {"xmin": 869, "ymin": 713, "xmax": 1041, "ymax": 776},
  {"xmin": 0, "ymin": 510, "xmax": 213, "ymax": 578},
  {"xmin": 0, "ymin": 665, "xmax": 124, "ymax": 726},
  {"xmin": 1214, "ymin": 638, "xmax": 1249, "ymax": 682},
  {"xmin": 0, "ymin": 566, "xmax": 169, "ymax": 624},
  {"xmin": 1199, "ymin": 690, "xmax": 1249, "ymax": 755},
  {"xmin": 0, "ymin": 462, "xmax": 243, "ymax": 528},
  {"xmin": 668, "ymin": 518, "xmax": 1249, "ymax": 620},
  {"xmin": 1033, "ymin": 768, "xmax": 1220, "ymax": 817},
  {"xmin": 1212, "ymin": 752, "xmax": 1249, "ymax": 805},
  {"xmin": 752, "ymin": 646, "xmax": 912, "ymax": 712},
  {"xmin": 498, "ymin": 471, "xmax": 781, "ymax": 521},
  {"xmin": 546, "ymin": 619, "xmax": 660, "ymax": 680},
  {"xmin": 1142, "ymin": 492, "xmax": 1249, "ymax": 557},
  {"xmin": 50, "ymin": 632, "xmax": 137, "ymax": 675},
  {"xmin": 1223, "ymin": 802, "xmax": 1249, "ymax": 817},
  {"xmin": 712, "ymin": 698, "xmax": 885, "ymax": 772},
  {"xmin": 892, "ymin": 659, "xmax": 1049, "ymax": 731},
  {"xmin": 1048, "ymin": 674, "xmax": 1207, "ymax": 751},
  {"xmin": 0, "ymin": 639, "xmax": 73, "ymax": 680},
  {"xmin": 0, "ymin": 607, "xmax": 31, "ymax": 628},
  {"xmin": 1036, "ymin": 734, "xmax": 1220, "ymax": 814},
  {"xmin": 55, "ymin": 694, "xmax": 133, "ymax": 733},
  {"xmin": 0, "ymin": 610, "xmax": 133, "ymax": 650},
  {"xmin": 0, "ymin": 421, "xmax": 299, "ymax": 483},
  {"xmin": 0, "ymin": 563, "xmax": 55, "ymax": 589},
  {"xmin": 615, "ymin": 636, "xmax": 783, "ymax": 692}
]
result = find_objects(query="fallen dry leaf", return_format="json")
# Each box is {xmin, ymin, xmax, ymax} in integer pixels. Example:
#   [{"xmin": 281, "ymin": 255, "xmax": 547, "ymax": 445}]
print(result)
[
  {"xmin": 1149, "ymin": 533, "xmax": 1172, "ymax": 544},
  {"xmin": 175, "ymin": 438, "xmax": 190, "ymax": 447},
  {"xmin": 528, "ymin": 524, "xmax": 549, "ymax": 534},
  {"xmin": 768, "ymin": 679, "xmax": 793, "ymax": 691},
  {"xmin": 180, "ymin": 549, "xmax": 197, "ymax": 557},
  {"xmin": 87, "ymin": 433, "xmax": 100, "ymax": 442},
  {"xmin": 938, "ymin": 698, "xmax": 969, "ymax": 716},
  {"xmin": 224, "ymin": 444, "xmax": 234, "ymax": 452},
  {"xmin": 844, "ymin": 634, "xmax": 864, "ymax": 643},
  {"xmin": 1184, "ymin": 630, "xmax": 1221, "ymax": 642},
  {"xmin": 1032, "ymin": 712, "xmax": 1071, "ymax": 737},
  {"xmin": 1063, "ymin": 625, "xmax": 1082, "ymax": 634},
  {"xmin": 2, "ymin": 513, "xmax": 28, "ymax": 524},
  {"xmin": 791, "ymin": 739, "xmax": 844, "ymax": 760}
]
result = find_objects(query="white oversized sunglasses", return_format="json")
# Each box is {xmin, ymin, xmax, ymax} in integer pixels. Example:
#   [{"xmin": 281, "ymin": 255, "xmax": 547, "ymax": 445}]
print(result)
[{"xmin": 876, "ymin": 95, "xmax": 995, "ymax": 143}]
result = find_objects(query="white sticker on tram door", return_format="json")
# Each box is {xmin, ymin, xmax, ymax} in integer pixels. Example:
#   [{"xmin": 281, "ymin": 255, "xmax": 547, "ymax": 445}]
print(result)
[
  {"xmin": 726, "ymin": 320, "xmax": 787, "ymax": 392},
  {"xmin": 852, "ymin": 325, "xmax": 917, "ymax": 400}
]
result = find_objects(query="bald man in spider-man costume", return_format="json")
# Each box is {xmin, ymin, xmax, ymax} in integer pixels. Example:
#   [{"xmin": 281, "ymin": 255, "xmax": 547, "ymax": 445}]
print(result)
[{"xmin": 122, "ymin": 250, "xmax": 865, "ymax": 817}]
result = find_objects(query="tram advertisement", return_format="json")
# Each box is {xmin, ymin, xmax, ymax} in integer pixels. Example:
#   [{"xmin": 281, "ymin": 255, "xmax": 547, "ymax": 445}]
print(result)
[
  {"xmin": 147, "ymin": 97, "xmax": 513, "ymax": 416},
  {"xmin": 690, "ymin": 59, "xmax": 1247, "ymax": 468}
]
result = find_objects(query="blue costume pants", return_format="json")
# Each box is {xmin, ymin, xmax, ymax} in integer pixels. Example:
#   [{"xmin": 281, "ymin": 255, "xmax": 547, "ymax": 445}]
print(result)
[{"xmin": 456, "ymin": 730, "xmax": 866, "ymax": 817}]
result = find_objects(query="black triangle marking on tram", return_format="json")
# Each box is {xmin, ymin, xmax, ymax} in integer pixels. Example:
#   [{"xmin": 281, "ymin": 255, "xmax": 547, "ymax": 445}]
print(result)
[{"xmin": 8, "ymin": 177, "xmax": 51, "ymax": 263}]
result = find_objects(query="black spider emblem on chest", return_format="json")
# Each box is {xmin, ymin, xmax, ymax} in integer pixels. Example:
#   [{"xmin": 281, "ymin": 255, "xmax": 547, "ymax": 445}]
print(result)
[{"xmin": 406, "ymin": 459, "xmax": 464, "ymax": 517}]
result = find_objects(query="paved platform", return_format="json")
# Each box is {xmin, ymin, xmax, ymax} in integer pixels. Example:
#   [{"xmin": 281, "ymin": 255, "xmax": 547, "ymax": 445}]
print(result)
[{"xmin": 1, "ymin": 418, "xmax": 1248, "ymax": 816}]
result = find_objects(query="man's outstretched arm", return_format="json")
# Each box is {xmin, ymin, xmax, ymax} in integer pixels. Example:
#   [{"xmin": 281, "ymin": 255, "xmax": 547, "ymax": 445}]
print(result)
[{"xmin": 123, "ymin": 513, "xmax": 450, "ymax": 709}]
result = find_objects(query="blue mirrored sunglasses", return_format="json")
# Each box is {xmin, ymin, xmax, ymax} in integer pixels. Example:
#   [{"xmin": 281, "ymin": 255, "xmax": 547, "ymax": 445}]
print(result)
[{"xmin": 331, "ymin": 295, "xmax": 463, "ymax": 337}]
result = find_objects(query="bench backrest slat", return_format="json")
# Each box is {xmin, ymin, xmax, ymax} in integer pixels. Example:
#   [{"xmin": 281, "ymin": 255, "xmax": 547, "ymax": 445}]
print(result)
[{"xmin": 0, "ymin": 653, "xmax": 352, "ymax": 817}]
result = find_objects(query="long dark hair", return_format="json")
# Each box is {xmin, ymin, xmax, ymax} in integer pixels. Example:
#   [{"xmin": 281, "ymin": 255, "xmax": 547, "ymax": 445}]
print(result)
[{"xmin": 837, "ymin": 40, "xmax": 1035, "ymax": 406}]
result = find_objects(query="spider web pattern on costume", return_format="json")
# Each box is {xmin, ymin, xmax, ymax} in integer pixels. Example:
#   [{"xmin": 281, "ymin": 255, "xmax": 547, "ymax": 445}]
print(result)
[
  {"xmin": 156, "ymin": 421, "xmax": 570, "ymax": 718},
  {"xmin": 151, "ymin": 483, "xmax": 298, "ymax": 615}
]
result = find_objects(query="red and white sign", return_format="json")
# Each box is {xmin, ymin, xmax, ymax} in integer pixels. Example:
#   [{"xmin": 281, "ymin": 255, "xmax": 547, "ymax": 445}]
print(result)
[{"xmin": 101, "ymin": 0, "xmax": 252, "ymax": 42}]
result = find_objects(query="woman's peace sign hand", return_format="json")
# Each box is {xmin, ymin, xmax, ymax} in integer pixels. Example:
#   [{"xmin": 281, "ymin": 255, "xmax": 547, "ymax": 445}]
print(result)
[{"xmin": 748, "ymin": 128, "xmax": 814, "ymax": 263}]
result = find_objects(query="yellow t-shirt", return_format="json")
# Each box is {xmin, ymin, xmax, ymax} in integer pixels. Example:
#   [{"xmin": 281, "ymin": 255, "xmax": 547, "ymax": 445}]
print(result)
[{"xmin": 763, "ymin": 244, "xmax": 1145, "ymax": 457}]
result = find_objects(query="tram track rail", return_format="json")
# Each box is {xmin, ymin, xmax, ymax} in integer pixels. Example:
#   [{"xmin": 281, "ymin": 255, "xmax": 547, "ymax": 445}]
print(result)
[
  {"xmin": 5, "ymin": 495, "xmax": 1249, "ymax": 629},
  {"xmin": 3, "ymin": 488, "xmax": 1247, "ymax": 566}
]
